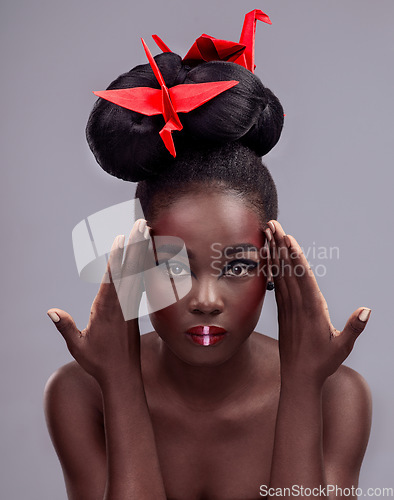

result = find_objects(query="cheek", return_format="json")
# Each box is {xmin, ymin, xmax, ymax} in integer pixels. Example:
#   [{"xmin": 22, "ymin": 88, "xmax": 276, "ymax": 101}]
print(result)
[
  {"xmin": 225, "ymin": 275, "xmax": 267, "ymax": 328},
  {"xmin": 148, "ymin": 301, "xmax": 183, "ymax": 343},
  {"xmin": 144, "ymin": 272, "xmax": 185, "ymax": 326},
  {"xmin": 226, "ymin": 276, "xmax": 266, "ymax": 320}
]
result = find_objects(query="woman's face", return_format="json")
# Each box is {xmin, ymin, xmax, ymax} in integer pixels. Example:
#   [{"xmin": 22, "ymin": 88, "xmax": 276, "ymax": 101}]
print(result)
[{"xmin": 144, "ymin": 190, "xmax": 268, "ymax": 366}]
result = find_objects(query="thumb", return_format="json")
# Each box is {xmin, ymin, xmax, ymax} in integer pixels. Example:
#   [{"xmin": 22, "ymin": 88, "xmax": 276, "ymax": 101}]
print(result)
[
  {"xmin": 336, "ymin": 307, "xmax": 371, "ymax": 348},
  {"xmin": 47, "ymin": 309, "xmax": 81, "ymax": 346}
]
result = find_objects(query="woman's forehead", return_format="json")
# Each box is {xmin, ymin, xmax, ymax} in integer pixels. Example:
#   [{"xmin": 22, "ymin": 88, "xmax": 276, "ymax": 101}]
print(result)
[
  {"xmin": 152, "ymin": 191, "xmax": 261, "ymax": 229},
  {"xmin": 151, "ymin": 192, "xmax": 264, "ymax": 252}
]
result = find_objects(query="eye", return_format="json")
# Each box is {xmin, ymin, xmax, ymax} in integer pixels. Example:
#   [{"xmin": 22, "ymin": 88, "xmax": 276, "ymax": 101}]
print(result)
[
  {"xmin": 223, "ymin": 260, "xmax": 258, "ymax": 278},
  {"xmin": 164, "ymin": 261, "xmax": 191, "ymax": 277}
]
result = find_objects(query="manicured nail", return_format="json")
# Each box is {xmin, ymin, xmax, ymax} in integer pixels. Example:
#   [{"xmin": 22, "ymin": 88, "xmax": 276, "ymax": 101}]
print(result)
[
  {"xmin": 358, "ymin": 308, "xmax": 371, "ymax": 322},
  {"xmin": 265, "ymin": 228, "xmax": 272, "ymax": 242},
  {"xmin": 47, "ymin": 311, "xmax": 60, "ymax": 323},
  {"xmin": 118, "ymin": 235, "xmax": 125, "ymax": 249},
  {"xmin": 268, "ymin": 221, "xmax": 276, "ymax": 233},
  {"xmin": 284, "ymin": 234, "xmax": 291, "ymax": 249},
  {"xmin": 143, "ymin": 226, "xmax": 150, "ymax": 240},
  {"xmin": 138, "ymin": 219, "xmax": 147, "ymax": 234}
]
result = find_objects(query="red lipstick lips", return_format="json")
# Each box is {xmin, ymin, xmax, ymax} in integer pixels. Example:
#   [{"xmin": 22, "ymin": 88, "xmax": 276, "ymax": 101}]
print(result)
[{"xmin": 186, "ymin": 326, "xmax": 227, "ymax": 346}]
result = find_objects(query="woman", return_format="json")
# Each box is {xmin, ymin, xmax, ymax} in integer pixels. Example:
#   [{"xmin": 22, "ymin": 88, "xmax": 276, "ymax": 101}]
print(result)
[{"xmin": 44, "ymin": 10, "xmax": 372, "ymax": 499}]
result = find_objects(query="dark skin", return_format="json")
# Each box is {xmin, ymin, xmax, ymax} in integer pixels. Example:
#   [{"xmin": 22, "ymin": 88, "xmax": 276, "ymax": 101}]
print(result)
[{"xmin": 44, "ymin": 190, "xmax": 372, "ymax": 500}]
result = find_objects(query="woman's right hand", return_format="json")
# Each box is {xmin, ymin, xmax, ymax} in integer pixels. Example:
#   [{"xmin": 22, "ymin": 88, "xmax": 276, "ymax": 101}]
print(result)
[{"xmin": 47, "ymin": 218, "xmax": 151, "ymax": 387}]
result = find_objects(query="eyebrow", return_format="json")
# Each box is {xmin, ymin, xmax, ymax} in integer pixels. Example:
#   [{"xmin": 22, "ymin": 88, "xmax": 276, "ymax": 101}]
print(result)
[
  {"xmin": 155, "ymin": 243, "xmax": 259, "ymax": 260},
  {"xmin": 223, "ymin": 244, "xmax": 259, "ymax": 256},
  {"xmin": 155, "ymin": 243, "xmax": 190, "ymax": 258}
]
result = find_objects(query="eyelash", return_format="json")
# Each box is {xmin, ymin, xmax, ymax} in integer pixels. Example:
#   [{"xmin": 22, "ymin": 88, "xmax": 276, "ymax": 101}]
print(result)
[
  {"xmin": 222, "ymin": 259, "xmax": 258, "ymax": 278},
  {"xmin": 158, "ymin": 259, "xmax": 258, "ymax": 278}
]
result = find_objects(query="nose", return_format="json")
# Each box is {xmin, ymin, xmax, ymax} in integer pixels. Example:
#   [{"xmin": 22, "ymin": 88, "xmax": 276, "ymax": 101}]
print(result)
[{"xmin": 188, "ymin": 277, "xmax": 224, "ymax": 315}]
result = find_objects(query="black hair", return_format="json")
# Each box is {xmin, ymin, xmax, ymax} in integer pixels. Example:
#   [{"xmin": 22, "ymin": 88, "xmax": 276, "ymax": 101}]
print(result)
[
  {"xmin": 86, "ymin": 51, "xmax": 284, "ymax": 224},
  {"xmin": 135, "ymin": 141, "xmax": 278, "ymax": 226}
]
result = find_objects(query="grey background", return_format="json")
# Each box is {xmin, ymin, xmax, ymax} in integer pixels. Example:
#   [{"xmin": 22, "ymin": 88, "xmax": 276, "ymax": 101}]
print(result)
[{"xmin": 1, "ymin": 0, "xmax": 393, "ymax": 498}]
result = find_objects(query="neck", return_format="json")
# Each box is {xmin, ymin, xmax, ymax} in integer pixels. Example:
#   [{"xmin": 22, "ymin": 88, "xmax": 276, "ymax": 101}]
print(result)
[{"xmin": 155, "ymin": 334, "xmax": 259, "ymax": 411}]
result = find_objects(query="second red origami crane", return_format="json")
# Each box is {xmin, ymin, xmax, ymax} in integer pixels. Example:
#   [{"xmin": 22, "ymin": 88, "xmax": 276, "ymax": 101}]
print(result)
[{"xmin": 153, "ymin": 9, "xmax": 272, "ymax": 73}]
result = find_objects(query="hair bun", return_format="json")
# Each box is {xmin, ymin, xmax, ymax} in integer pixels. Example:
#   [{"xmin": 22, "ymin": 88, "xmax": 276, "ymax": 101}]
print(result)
[
  {"xmin": 181, "ymin": 61, "xmax": 284, "ymax": 155},
  {"xmin": 86, "ymin": 52, "xmax": 284, "ymax": 182},
  {"xmin": 241, "ymin": 86, "xmax": 285, "ymax": 156}
]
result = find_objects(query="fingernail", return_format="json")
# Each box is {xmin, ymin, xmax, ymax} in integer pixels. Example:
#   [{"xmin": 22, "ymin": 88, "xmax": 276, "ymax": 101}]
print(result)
[
  {"xmin": 47, "ymin": 311, "xmax": 60, "ymax": 323},
  {"xmin": 143, "ymin": 226, "xmax": 150, "ymax": 240},
  {"xmin": 265, "ymin": 228, "xmax": 272, "ymax": 242},
  {"xmin": 268, "ymin": 221, "xmax": 276, "ymax": 233},
  {"xmin": 358, "ymin": 308, "xmax": 371, "ymax": 322},
  {"xmin": 138, "ymin": 219, "xmax": 147, "ymax": 234},
  {"xmin": 118, "ymin": 235, "xmax": 125, "ymax": 249}
]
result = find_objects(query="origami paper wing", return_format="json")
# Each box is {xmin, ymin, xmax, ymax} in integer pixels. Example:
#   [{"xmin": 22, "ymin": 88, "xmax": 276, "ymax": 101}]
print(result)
[
  {"xmin": 93, "ymin": 38, "xmax": 238, "ymax": 157},
  {"xmin": 183, "ymin": 34, "xmax": 246, "ymax": 64},
  {"xmin": 93, "ymin": 87, "xmax": 162, "ymax": 116},
  {"xmin": 169, "ymin": 81, "xmax": 238, "ymax": 113},
  {"xmin": 93, "ymin": 81, "xmax": 238, "ymax": 115}
]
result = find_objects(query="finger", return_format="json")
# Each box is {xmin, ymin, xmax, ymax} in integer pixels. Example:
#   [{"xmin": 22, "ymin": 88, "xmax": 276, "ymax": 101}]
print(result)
[
  {"xmin": 47, "ymin": 308, "xmax": 82, "ymax": 347},
  {"xmin": 270, "ymin": 220, "xmax": 321, "ymax": 299},
  {"xmin": 265, "ymin": 225, "xmax": 288, "ymax": 303},
  {"xmin": 267, "ymin": 220, "xmax": 301, "ymax": 301},
  {"xmin": 122, "ymin": 219, "xmax": 150, "ymax": 280},
  {"xmin": 284, "ymin": 233, "xmax": 323, "ymax": 299},
  {"xmin": 263, "ymin": 236, "xmax": 286, "ymax": 308},
  {"xmin": 262, "ymin": 238, "xmax": 273, "ymax": 285},
  {"xmin": 334, "ymin": 307, "xmax": 371, "ymax": 350},
  {"xmin": 106, "ymin": 234, "xmax": 126, "ymax": 283},
  {"xmin": 94, "ymin": 235, "xmax": 125, "ymax": 313},
  {"xmin": 100, "ymin": 234, "xmax": 125, "ymax": 285},
  {"xmin": 116, "ymin": 219, "xmax": 151, "ymax": 320}
]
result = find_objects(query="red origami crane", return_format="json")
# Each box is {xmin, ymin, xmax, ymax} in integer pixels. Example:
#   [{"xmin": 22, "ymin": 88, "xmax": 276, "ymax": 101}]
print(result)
[
  {"xmin": 152, "ymin": 9, "xmax": 272, "ymax": 74},
  {"xmin": 93, "ymin": 38, "xmax": 238, "ymax": 157}
]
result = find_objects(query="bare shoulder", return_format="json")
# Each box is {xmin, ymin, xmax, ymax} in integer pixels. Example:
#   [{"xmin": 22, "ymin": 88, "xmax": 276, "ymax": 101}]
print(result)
[
  {"xmin": 45, "ymin": 359, "xmax": 94, "ymax": 388},
  {"xmin": 44, "ymin": 361, "xmax": 107, "ymax": 498},
  {"xmin": 44, "ymin": 360, "xmax": 102, "ymax": 411},
  {"xmin": 323, "ymin": 364, "xmax": 372, "ymax": 416},
  {"xmin": 322, "ymin": 365, "xmax": 372, "ymax": 475},
  {"xmin": 43, "ymin": 360, "xmax": 104, "ymax": 450}
]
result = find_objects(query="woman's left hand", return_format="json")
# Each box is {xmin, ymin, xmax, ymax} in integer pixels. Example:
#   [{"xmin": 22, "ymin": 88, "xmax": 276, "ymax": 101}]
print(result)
[{"xmin": 265, "ymin": 220, "xmax": 371, "ymax": 387}]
